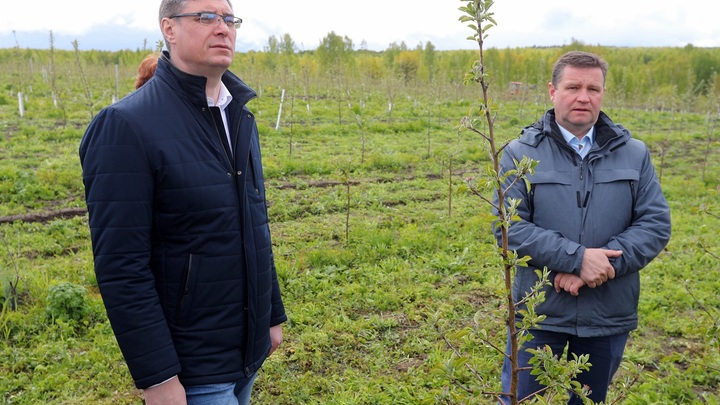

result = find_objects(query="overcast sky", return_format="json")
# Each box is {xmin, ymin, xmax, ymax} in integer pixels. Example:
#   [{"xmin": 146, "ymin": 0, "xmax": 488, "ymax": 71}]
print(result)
[{"xmin": 1, "ymin": 0, "xmax": 718, "ymax": 52}]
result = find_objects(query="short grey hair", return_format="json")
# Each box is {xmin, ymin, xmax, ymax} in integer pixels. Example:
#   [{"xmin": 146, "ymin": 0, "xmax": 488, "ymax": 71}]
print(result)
[
  {"xmin": 158, "ymin": 0, "xmax": 234, "ymax": 23},
  {"xmin": 159, "ymin": 0, "xmax": 186, "ymax": 24},
  {"xmin": 551, "ymin": 51, "xmax": 609, "ymax": 86}
]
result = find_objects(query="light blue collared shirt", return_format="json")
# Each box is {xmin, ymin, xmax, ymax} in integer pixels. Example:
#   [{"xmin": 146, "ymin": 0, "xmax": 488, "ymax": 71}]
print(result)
[{"xmin": 558, "ymin": 123, "xmax": 594, "ymax": 159}]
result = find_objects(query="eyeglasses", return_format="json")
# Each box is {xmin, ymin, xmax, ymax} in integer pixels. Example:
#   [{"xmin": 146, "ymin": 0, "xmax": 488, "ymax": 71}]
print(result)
[{"xmin": 170, "ymin": 12, "xmax": 242, "ymax": 29}]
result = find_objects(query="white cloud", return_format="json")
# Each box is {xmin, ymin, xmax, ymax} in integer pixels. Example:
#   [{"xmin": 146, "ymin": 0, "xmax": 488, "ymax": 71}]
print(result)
[{"xmin": 2, "ymin": 0, "xmax": 718, "ymax": 51}]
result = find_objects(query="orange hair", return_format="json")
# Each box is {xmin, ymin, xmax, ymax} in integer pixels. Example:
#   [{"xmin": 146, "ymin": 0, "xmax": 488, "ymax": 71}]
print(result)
[{"xmin": 135, "ymin": 54, "xmax": 159, "ymax": 89}]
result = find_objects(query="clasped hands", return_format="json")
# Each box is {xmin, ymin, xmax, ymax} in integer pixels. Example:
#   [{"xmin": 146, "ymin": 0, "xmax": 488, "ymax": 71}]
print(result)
[{"xmin": 553, "ymin": 248, "xmax": 622, "ymax": 296}]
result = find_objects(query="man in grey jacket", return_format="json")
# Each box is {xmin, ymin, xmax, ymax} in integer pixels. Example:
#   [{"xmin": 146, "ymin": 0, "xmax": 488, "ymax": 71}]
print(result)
[{"xmin": 496, "ymin": 51, "xmax": 671, "ymax": 403}]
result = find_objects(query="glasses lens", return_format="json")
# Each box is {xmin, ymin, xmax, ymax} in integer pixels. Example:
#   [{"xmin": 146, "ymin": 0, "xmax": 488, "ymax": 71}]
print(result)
[
  {"xmin": 222, "ymin": 16, "xmax": 241, "ymax": 29},
  {"xmin": 198, "ymin": 13, "xmax": 217, "ymax": 24}
]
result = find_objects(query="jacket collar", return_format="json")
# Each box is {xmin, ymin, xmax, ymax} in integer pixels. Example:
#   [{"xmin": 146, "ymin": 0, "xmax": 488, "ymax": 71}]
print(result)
[
  {"xmin": 521, "ymin": 108, "xmax": 629, "ymax": 151},
  {"xmin": 157, "ymin": 50, "xmax": 257, "ymax": 107}
]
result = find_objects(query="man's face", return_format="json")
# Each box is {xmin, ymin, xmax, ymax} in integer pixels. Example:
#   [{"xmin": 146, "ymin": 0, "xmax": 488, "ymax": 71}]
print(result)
[
  {"xmin": 162, "ymin": 0, "xmax": 237, "ymax": 77},
  {"xmin": 548, "ymin": 65, "xmax": 605, "ymax": 137}
]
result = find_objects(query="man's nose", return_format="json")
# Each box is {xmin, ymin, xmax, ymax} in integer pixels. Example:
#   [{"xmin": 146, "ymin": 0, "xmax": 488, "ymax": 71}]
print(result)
[
  {"xmin": 577, "ymin": 90, "xmax": 590, "ymax": 102},
  {"xmin": 213, "ymin": 17, "xmax": 231, "ymax": 33}
]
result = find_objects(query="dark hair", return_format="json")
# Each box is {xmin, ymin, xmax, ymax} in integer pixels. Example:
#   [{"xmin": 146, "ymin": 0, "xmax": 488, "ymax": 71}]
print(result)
[
  {"xmin": 551, "ymin": 51, "xmax": 609, "ymax": 86},
  {"xmin": 135, "ymin": 54, "xmax": 159, "ymax": 89}
]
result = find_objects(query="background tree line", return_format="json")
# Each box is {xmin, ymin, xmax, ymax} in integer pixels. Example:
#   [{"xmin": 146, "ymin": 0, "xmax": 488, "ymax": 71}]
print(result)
[{"xmin": 1, "ymin": 33, "xmax": 719, "ymax": 116}]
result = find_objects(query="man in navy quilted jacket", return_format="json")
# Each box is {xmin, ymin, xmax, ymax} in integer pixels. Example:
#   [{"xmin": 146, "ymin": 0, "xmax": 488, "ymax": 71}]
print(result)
[{"xmin": 79, "ymin": 0, "xmax": 286, "ymax": 403}]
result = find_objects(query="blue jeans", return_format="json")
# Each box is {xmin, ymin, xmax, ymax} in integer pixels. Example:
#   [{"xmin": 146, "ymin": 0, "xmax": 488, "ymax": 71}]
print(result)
[
  {"xmin": 500, "ymin": 330, "xmax": 628, "ymax": 404},
  {"xmin": 185, "ymin": 373, "xmax": 257, "ymax": 405}
]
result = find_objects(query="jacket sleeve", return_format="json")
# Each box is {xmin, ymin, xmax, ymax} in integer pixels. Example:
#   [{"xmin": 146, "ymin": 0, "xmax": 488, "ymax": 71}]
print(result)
[
  {"xmin": 259, "ymin": 146, "xmax": 287, "ymax": 328},
  {"xmin": 79, "ymin": 107, "xmax": 181, "ymax": 389},
  {"xmin": 604, "ymin": 143, "xmax": 671, "ymax": 277},
  {"xmin": 270, "ymin": 255, "xmax": 288, "ymax": 327},
  {"xmin": 493, "ymin": 142, "xmax": 585, "ymax": 274}
]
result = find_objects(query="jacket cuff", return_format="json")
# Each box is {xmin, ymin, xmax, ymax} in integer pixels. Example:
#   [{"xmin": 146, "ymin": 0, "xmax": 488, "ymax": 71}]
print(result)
[
  {"xmin": 146, "ymin": 375, "xmax": 178, "ymax": 389},
  {"xmin": 571, "ymin": 245, "xmax": 586, "ymax": 275},
  {"xmin": 271, "ymin": 313, "xmax": 288, "ymax": 327},
  {"xmin": 133, "ymin": 364, "xmax": 182, "ymax": 389}
]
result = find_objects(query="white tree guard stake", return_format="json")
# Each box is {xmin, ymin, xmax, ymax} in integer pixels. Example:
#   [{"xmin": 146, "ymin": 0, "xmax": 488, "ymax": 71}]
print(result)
[
  {"xmin": 275, "ymin": 88, "xmax": 285, "ymax": 131},
  {"xmin": 115, "ymin": 64, "xmax": 119, "ymax": 103},
  {"xmin": 18, "ymin": 92, "xmax": 24, "ymax": 118}
]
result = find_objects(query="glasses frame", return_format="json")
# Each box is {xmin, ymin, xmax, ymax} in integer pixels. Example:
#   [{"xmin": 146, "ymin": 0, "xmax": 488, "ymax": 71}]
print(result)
[{"xmin": 170, "ymin": 12, "xmax": 242, "ymax": 29}]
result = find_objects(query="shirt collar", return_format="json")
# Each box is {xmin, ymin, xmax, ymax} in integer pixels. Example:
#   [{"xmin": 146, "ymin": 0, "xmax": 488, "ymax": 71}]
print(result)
[
  {"xmin": 206, "ymin": 82, "xmax": 233, "ymax": 110},
  {"xmin": 557, "ymin": 123, "xmax": 594, "ymax": 147}
]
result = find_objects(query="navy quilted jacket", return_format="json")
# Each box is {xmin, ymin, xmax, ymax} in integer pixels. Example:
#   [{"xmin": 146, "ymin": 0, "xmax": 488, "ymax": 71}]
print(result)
[{"xmin": 79, "ymin": 52, "xmax": 286, "ymax": 389}]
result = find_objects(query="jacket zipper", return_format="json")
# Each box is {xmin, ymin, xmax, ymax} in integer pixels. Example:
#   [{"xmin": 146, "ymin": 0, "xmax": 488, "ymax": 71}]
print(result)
[
  {"xmin": 528, "ymin": 184, "xmax": 535, "ymax": 223},
  {"xmin": 207, "ymin": 107, "xmax": 234, "ymax": 171},
  {"xmin": 232, "ymin": 113, "xmax": 242, "ymax": 161},
  {"xmin": 177, "ymin": 254, "xmax": 194, "ymax": 323},
  {"xmin": 629, "ymin": 180, "xmax": 637, "ymax": 221}
]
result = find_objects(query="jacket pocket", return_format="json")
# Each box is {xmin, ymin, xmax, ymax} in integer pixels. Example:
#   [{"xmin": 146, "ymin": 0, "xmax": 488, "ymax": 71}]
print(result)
[
  {"xmin": 175, "ymin": 254, "xmax": 201, "ymax": 326},
  {"xmin": 248, "ymin": 140, "xmax": 265, "ymax": 200},
  {"xmin": 525, "ymin": 171, "xmax": 572, "ymax": 227},
  {"xmin": 593, "ymin": 169, "xmax": 639, "ymax": 183},
  {"xmin": 592, "ymin": 169, "xmax": 639, "ymax": 227}
]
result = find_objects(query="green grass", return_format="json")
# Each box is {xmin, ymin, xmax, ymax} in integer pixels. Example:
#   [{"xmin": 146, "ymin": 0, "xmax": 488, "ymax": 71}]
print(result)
[{"xmin": 1, "ymin": 53, "xmax": 719, "ymax": 404}]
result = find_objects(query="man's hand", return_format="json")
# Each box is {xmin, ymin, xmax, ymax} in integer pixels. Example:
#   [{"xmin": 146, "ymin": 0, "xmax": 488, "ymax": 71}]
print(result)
[
  {"xmin": 268, "ymin": 324, "xmax": 283, "ymax": 356},
  {"xmin": 580, "ymin": 248, "xmax": 622, "ymax": 288},
  {"xmin": 554, "ymin": 272, "xmax": 585, "ymax": 296},
  {"xmin": 143, "ymin": 376, "xmax": 186, "ymax": 405}
]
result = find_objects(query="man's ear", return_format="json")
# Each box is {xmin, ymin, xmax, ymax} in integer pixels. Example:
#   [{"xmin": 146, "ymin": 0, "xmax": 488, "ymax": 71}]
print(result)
[
  {"xmin": 161, "ymin": 18, "xmax": 177, "ymax": 46},
  {"xmin": 548, "ymin": 81, "xmax": 556, "ymax": 102}
]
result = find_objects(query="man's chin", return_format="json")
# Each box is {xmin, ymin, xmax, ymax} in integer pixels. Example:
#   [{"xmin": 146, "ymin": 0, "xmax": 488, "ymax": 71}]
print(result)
[
  {"xmin": 209, "ymin": 57, "xmax": 234, "ymax": 71},
  {"xmin": 567, "ymin": 115, "xmax": 597, "ymax": 127}
]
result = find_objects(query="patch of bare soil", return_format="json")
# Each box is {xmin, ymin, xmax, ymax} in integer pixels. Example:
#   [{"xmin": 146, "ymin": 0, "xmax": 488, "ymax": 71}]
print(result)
[{"xmin": 0, "ymin": 207, "xmax": 87, "ymax": 224}]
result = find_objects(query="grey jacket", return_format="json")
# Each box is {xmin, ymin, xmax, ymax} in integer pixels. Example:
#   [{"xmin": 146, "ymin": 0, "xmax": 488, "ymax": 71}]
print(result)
[{"xmin": 495, "ymin": 109, "xmax": 671, "ymax": 337}]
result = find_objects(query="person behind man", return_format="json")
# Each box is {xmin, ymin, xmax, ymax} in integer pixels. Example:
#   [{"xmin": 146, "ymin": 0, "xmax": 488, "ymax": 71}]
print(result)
[
  {"xmin": 495, "ymin": 51, "xmax": 671, "ymax": 403},
  {"xmin": 135, "ymin": 53, "xmax": 159, "ymax": 89},
  {"xmin": 79, "ymin": 0, "xmax": 286, "ymax": 403}
]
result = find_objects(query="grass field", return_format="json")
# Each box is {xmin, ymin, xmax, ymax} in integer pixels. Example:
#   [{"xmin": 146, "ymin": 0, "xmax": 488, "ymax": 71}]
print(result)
[{"xmin": 1, "ymin": 50, "xmax": 719, "ymax": 404}]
